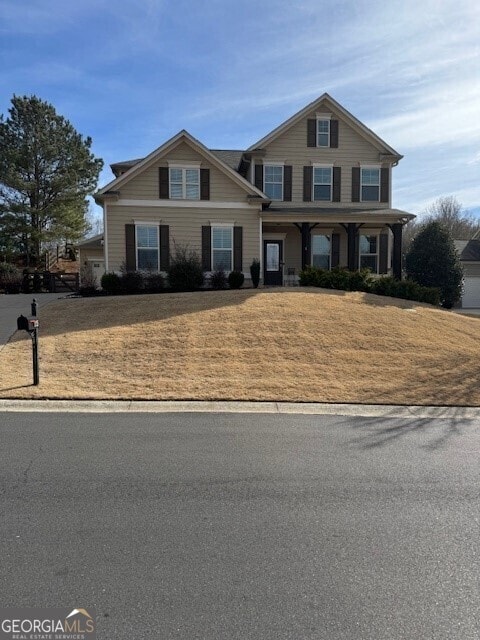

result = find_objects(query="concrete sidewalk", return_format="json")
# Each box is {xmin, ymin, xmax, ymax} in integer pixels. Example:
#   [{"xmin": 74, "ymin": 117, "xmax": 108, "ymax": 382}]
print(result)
[{"xmin": 0, "ymin": 293, "xmax": 67, "ymax": 347}]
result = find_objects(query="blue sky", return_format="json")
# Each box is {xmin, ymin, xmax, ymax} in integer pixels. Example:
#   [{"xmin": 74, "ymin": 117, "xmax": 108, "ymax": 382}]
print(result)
[{"xmin": 1, "ymin": 0, "xmax": 479, "ymax": 222}]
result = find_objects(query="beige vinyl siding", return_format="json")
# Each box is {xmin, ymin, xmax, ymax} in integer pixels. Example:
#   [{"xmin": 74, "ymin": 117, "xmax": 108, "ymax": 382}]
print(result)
[
  {"xmin": 106, "ymin": 204, "xmax": 261, "ymax": 273},
  {"xmin": 119, "ymin": 142, "xmax": 248, "ymax": 202},
  {"xmin": 257, "ymin": 110, "xmax": 391, "ymax": 209},
  {"xmin": 463, "ymin": 263, "xmax": 480, "ymax": 277}
]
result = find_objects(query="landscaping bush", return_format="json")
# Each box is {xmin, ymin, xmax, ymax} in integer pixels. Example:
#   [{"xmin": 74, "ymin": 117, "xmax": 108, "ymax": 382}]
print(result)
[
  {"xmin": 0, "ymin": 263, "xmax": 21, "ymax": 292},
  {"xmin": 121, "ymin": 270, "xmax": 144, "ymax": 295},
  {"xmin": 299, "ymin": 266, "xmax": 441, "ymax": 306},
  {"xmin": 299, "ymin": 266, "xmax": 372, "ymax": 291},
  {"xmin": 228, "ymin": 270, "xmax": 244, "ymax": 289},
  {"xmin": 167, "ymin": 244, "xmax": 204, "ymax": 291},
  {"xmin": 101, "ymin": 272, "xmax": 122, "ymax": 295},
  {"xmin": 144, "ymin": 272, "xmax": 164, "ymax": 293},
  {"xmin": 209, "ymin": 270, "xmax": 228, "ymax": 290},
  {"xmin": 250, "ymin": 259, "xmax": 260, "ymax": 288}
]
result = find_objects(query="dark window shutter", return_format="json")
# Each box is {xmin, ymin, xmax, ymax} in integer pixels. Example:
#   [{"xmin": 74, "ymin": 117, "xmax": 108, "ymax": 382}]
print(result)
[
  {"xmin": 303, "ymin": 166, "xmax": 312, "ymax": 201},
  {"xmin": 332, "ymin": 167, "xmax": 341, "ymax": 202},
  {"xmin": 283, "ymin": 165, "xmax": 292, "ymax": 201},
  {"xmin": 200, "ymin": 168, "xmax": 210, "ymax": 200},
  {"xmin": 379, "ymin": 234, "xmax": 389, "ymax": 274},
  {"xmin": 307, "ymin": 119, "xmax": 316, "ymax": 147},
  {"xmin": 330, "ymin": 120, "xmax": 339, "ymax": 148},
  {"xmin": 159, "ymin": 225, "xmax": 169, "ymax": 271},
  {"xmin": 254, "ymin": 164, "xmax": 264, "ymax": 191},
  {"xmin": 331, "ymin": 233, "xmax": 340, "ymax": 268},
  {"xmin": 125, "ymin": 224, "xmax": 136, "ymax": 271},
  {"xmin": 202, "ymin": 226, "xmax": 211, "ymax": 271},
  {"xmin": 234, "ymin": 226, "xmax": 243, "ymax": 271},
  {"xmin": 352, "ymin": 167, "xmax": 360, "ymax": 202},
  {"xmin": 159, "ymin": 167, "xmax": 169, "ymax": 199},
  {"xmin": 380, "ymin": 168, "xmax": 389, "ymax": 203}
]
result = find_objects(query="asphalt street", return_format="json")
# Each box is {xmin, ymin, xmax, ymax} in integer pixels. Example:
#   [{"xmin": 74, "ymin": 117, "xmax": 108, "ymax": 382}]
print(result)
[
  {"xmin": 1, "ymin": 411, "xmax": 479, "ymax": 640},
  {"xmin": 0, "ymin": 293, "xmax": 65, "ymax": 346}
]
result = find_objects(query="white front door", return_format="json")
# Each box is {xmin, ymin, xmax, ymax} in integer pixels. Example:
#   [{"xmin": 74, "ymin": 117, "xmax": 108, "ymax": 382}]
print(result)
[{"xmin": 89, "ymin": 260, "xmax": 105, "ymax": 286}]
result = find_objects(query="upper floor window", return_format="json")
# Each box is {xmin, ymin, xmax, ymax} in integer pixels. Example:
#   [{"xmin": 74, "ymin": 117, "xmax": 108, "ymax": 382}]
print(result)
[
  {"xmin": 264, "ymin": 165, "xmax": 283, "ymax": 200},
  {"xmin": 313, "ymin": 167, "xmax": 332, "ymax": 201},
  {"xmin": 317, "ymin": 119, "xmax": 330, "ymax": 147},
  {"xmin": 169, "ymin": 167, "xmax": 200, "ymax": 200},
  {"xmin": 361, "ymin": 168, "xmax": 380, "ymax": 202},
  {"xmin": 359, "ymin": 234, "xmax": 378, "ymax": 272},
  {"xmin": 312, "ymin": 235, "xmax": 331, "ymax": 269},
  {"xmin": 212, "ymin": 226, "xmax": 233, "ymax": 271},
  {"xmin": 136, "ymin": 225, "xmax": 159, "ymax": 270}
]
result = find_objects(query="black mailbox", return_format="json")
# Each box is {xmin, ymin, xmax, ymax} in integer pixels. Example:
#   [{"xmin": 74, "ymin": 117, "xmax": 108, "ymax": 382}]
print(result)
[{"xmin": 17, "ymin": 314, "xmax": 39, "ymax": 333}]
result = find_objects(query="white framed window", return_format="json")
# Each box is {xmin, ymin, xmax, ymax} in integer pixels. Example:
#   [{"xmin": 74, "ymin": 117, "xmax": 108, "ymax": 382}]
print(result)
[
  {"xmin": 136, "ymin": 225, "xmax": 159, "ymax": 270},
  {"xmin": 169, "ymin": 167, "xmax": 200, "ymax": 200},
  {"xmin": 317, "ymin": 119, "xmax": 330, "ymax": 147},
  {"xmin": 212, "ymin": 226, "xmax": 233, "ymax": 271},
  {"xmin": 313, "ymin": 167, "xmax": 332, "ymax": 201},
  {"xmin": 263, "ymin": 165, "xmax": 283, "ymax": 200},
  {"xmin": 361, "ymin": 168, "xmax": 380, "ymax": 202},
  {"xmin": 312, "ymin": 235, "xmax": 331, "ymax": 269},
  {"xmin": 359, "ymin": 234, "xmax": 378, "ymax": 272}
]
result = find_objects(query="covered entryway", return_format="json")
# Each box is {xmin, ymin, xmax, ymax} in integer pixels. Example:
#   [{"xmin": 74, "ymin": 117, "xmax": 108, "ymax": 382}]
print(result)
[{"xmin": 263, "ymin": 240, "xmax": 283, "ymax": 285}]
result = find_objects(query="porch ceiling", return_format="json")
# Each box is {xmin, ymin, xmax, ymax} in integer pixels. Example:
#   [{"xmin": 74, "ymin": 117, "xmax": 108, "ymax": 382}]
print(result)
[{"xmin": 261, "ymin": 207, "xmax": 415, "ymax": 225}]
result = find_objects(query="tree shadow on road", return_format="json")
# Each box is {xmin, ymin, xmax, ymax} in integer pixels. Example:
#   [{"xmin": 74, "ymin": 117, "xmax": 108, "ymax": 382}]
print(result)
[{"xmin": 341, "ymin": 406, "xmax": 477, "ymax": 451}]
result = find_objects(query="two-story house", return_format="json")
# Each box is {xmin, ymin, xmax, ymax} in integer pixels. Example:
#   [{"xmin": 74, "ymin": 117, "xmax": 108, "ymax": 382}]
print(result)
[{"xmin": 94, "ymin": 93, "xmax": 414, "ymax": 285}]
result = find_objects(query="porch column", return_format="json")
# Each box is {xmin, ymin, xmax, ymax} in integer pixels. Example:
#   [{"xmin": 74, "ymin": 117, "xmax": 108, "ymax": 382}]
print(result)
[
  {"xmin": 391, "ymin": 223, "xmax": 403, "ymax": 280},
  {"xmin": 347, "ymin": 223, "xmax": 357, "ymax": 271},
  {"xmin": 301, "ymin": 222, "xmax": 311, "ymax": 270}
]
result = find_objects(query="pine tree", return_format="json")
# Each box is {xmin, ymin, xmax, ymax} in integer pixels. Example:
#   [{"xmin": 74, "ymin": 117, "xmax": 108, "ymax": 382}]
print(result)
[
  {"xmin": 405, "ymin": 221, "xmax": 463, "ymax": 308},
  {"xmin": 0, "ymin": 95, "xmax": 103, "ymax": 266}
]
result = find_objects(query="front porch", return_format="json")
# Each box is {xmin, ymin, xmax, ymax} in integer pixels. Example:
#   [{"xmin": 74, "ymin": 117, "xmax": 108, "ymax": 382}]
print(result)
[{"xmin": 260, "ymin": 209, "xmax": 413, "ymax": 286}]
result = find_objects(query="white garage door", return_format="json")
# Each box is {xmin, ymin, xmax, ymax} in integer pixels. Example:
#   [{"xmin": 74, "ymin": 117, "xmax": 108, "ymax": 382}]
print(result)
[{"xmin": 462, "ymin": 277, "xmax": 480, "ymax": 308}]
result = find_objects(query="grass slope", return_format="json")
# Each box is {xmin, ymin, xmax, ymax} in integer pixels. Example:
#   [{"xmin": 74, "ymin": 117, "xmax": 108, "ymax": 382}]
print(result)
[{"xmin": 1, "ymin": 288, "xmax": 479, "ymax": 405}]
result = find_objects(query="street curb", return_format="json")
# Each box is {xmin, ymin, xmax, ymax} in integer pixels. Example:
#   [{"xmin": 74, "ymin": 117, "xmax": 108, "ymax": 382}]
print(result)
[{"xmin": 0, "ymin": 399, "xmax": 479, "ymax": 419}]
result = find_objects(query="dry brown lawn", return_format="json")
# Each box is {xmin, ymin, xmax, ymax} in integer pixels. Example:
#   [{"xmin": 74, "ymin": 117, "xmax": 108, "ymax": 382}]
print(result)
[{"xmin": 1, "ymin": 288, "xmax": 480, "ymax": 405}]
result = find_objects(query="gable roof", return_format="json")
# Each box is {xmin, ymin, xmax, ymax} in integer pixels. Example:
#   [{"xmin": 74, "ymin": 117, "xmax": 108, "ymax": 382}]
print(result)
[
  {"xmin": 96, "ymin": 131, "xmax": 266, "ymax": 202},
  {"xmin": 455, "ymin": 239, "xmax": 480, "ymax": 261},
  {"xmin": 247, "ymin": 93, "xmax": 403, "ymax": 160}
]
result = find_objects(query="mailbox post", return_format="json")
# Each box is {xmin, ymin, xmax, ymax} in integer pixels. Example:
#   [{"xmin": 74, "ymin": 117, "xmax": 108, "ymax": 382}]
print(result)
[{"xmin": 17, "ymin": 305, "xmax": 39, "ymax": 386}]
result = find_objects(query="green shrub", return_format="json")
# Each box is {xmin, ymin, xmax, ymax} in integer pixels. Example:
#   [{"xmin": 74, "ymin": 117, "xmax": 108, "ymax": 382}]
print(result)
[
  {"xmin": 228, "ymin": 270, "xmax": 244, "ymax": 289},
  {"xmin": 144, "ymin": 272, "xmax": 164, "ymax": 293},
  {"xmin": 250, "ymin": 259, "xmax": 260, "ymax": 288},
  {"xmin": 167, "ymin": 244, "xmax": 204, "ymax": 291},
  {"xmin": 299, "ymin": 266, "xmax": 440, "ymax": 306},
  {"xmin": 121, "ymin": 270, "xmax": 144, "ymax": 295},
  {"xmin": 101, "ymin": 272, "xmax": 122, "ymax": 295},
  {"xmin": 0, "ymin": 263, "xmax": 21, "ymax": 291},
  {"xmin": 209, "ymin": 270, "xmax": 228, "ymax": 290}
]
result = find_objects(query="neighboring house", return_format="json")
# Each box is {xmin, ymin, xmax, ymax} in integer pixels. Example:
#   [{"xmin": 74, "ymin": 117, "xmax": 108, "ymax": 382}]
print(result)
[
  {"xmin": 454, "ymin": 239, "xmax": 480, "ymax": 308},
  {"xmin": 77, "ymin": 233, "xmax": 105, "ymax": 285},
  {"xmin": 94, "ymin": 93, "xmax": 414, "ymax": 286}
]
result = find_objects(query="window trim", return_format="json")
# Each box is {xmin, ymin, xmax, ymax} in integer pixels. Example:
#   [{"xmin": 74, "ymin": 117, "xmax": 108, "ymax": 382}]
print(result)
[
  {"xmin": 135, "ymin": 223, "xmax": 160, "ymax": 271},
  {"xmin": 312, "ymin": 164, "xmax": 333, "ymax": 202},
  {"xmin": 211, "ymin": 224, "xmax": 233, "ymax": 272},
  {"xmin": 316, "ymin": 114, "xmax": 331, "ymax": 147},
  {"xmin": 311, "ymin": 233, "xmax": 332, "ymax": 270},
  {"xmin": 360, "ymin": 165, "xmax": 381, "ymax": 202},
  {"xmin": 263, "ymin": 163, "xmax": 284, "ymax": 201},
  {"xmin": 168, "ymin": 166, "xmax": 200, "ymax": 200},
  {"xmin": 358, "ymin": 232, "xmax": 379, "ymax": 273}
]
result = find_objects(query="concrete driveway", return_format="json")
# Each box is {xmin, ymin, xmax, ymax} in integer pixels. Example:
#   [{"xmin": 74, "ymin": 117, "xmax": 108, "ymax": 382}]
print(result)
[{"xmin": 0, "ymin": 293, "xmax": 67, "ymax": 347}]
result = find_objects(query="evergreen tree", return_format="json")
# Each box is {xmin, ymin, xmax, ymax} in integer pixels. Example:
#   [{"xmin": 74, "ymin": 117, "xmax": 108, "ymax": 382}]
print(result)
[
  {"xmin": 0, "ymin": 95, "xmax": 103, "ymax": 266},
  {"xmin": 405, "ymin": 221, "xmax": 463, "ymax": 308}
]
